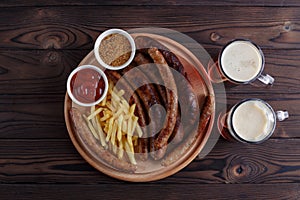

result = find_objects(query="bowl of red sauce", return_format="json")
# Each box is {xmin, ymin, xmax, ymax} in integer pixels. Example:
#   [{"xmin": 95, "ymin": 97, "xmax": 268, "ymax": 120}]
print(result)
[{"xmin": 67, "ymin": 65, "xmax": 108, "ymax": 107}]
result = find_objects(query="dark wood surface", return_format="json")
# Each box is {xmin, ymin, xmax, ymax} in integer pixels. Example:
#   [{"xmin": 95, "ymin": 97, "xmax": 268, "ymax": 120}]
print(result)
[{"xmin": 0, "ymin": 1, "xmax": 299, "ymax": 199}]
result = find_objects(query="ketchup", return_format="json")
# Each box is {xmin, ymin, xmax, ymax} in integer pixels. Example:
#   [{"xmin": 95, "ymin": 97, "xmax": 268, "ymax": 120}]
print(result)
[{"xmin": 70, "ymin": 68, "xmax": 105, "ymax": 104}]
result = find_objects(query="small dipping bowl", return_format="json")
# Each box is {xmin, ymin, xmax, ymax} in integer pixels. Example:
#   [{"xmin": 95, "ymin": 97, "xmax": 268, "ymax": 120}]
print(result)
[
  {"xmin": 67, "ymin": 65, "xmax": 108, "ymax": 107},
  {"xmin": 94, "ymin": 29, "xmax": 136, "ymax": 70}
]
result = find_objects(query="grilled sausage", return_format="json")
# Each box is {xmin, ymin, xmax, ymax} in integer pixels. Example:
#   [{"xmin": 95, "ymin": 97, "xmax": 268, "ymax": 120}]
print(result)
[
  {"xmin": 134, "ymin": 52, "xmax": 168, "ymax": 106},
  {"xmin": 119, "ymin": 64, "xmax": 164, "ymax": 161},
  {"xmin": 148, "ymin": 48, "xmax": 179, "ymax": 160},
  {"xmin": 168, "ymin": 107, "xmax": 184, "ymax": 144},
  {"xmin": 135, "ymin": 37, "xmax": 199, "ymax": 145},
  {"xmin": 161, "ymin": 95, "xmax": 214, "ymax": 166},
  {"xmin": 70, "ymin": 107, "xmax": 137, "ymax": 172},
  {"xmin": 136, "ymin": 36, "xmax": 198, "ymax": 126}
]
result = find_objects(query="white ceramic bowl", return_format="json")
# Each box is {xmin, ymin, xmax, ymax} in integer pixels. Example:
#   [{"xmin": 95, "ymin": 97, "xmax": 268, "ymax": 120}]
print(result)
[
  {"xmin": 94, "ymin": 29, "xmax": 136, "ymax": 70},
  {"xmin": 67, "ymin": 65, "xmax": 108, "ymax": 107}
]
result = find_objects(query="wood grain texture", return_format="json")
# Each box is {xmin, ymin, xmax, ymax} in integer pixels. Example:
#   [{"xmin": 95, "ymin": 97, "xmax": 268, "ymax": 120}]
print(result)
[
  {"xmin": 0, "ymin": 183, "xmax": 299, "ymax": 200},
  {"xmin": 0, "ymin": 6, "xmax": 299, "ymax": 49},
  {"xmin": 1, "ymin": 139, "xmax": 300, "ymax": 184},
  {"xmin": 0, "ymin": 50, "xmax": 89, "ymax": 94},
  {"xmin": 1, "ymin": 0, "xmax": 300, "ymax": 7},
  {"xmin": 0, "ymin": 94, "xmax": 67, "ymax": 139}
]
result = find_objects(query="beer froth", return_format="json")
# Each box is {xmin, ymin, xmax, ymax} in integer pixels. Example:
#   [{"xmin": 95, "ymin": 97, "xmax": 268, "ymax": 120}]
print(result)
[
  {"xmin": 220, "ymin": 40, "xmax": 263, "ymax": 82},
  {"xmin": 230, "ymin": 100, "xmax": 275, "ymax": 142}
]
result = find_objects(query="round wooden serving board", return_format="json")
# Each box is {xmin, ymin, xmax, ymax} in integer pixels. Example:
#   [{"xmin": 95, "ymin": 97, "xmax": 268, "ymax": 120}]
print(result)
[{"xmin": 64, "ymin": 33, "xmax": 215, "ymax": 182}]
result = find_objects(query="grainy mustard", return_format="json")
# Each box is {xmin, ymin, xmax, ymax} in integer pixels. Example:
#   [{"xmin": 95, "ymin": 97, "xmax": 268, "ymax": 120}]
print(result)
[{"xmin": 99, "ymin": 33, "xmax": 131, "ymax": 67}]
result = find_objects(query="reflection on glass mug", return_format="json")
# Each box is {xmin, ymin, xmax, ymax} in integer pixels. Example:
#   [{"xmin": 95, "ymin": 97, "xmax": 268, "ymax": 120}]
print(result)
[
  {"xmin": 218, "ymin": 98, "xmax": 288, "ymax": 143},
  {"xmin": 208, "ymin": 39, "xmax": 274, "ymax": 85}
]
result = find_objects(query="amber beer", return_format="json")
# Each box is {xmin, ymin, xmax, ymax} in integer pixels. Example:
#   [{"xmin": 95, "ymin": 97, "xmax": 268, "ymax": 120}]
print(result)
[
  {"xmin": 218, "ymin": 99, "xmax": 288, "ymax": 143},
  {"xmin": 209, "ymin": 39, "xmax": 274, "ymax": 85}
]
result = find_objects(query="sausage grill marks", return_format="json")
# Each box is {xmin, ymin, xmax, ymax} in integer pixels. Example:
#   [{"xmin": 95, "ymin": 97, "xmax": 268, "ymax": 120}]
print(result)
[{"xmin": 133, "ymin": 53, "xmax": 163, "ymax": 158}]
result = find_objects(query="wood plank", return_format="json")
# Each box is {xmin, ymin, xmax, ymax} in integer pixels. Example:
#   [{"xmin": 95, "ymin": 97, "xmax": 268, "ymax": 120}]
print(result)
[
  {"xmin": 0, "ymin": 94, "xmax": 68, "ymax": 139},
  {"xmin": 1, "ymin": 0, "xmax": 300, "ymax": 7},
  {"xmin": 0, "ymin": 50, "xmax": 89, "ymax": 94},
  {"xmin": 0, "ymin": 6, "xmax": 299, "ymax": 49},
  {"xmin": 1, "ymin": 139, "xmax": 300, "ymax": 184},
  {"xmin": 0, "ymin": 183, "xmax": 299, "ymax": 200}
]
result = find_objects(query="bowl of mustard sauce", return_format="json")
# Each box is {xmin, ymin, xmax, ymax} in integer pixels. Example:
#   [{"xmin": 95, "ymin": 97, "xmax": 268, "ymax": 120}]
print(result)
[{"xmin": 94, "ymin": 29, "xmax": 136, "ymax": 70}]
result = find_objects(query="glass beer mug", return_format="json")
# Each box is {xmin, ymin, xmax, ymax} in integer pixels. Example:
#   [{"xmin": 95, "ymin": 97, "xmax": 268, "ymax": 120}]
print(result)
[
  {"xmin": 208, "ymin": 39, "xmax": 274, "ymax": 85},
  {"xmin": 218, "ymin": 98, "xmax": 289, "ymax": 143}
]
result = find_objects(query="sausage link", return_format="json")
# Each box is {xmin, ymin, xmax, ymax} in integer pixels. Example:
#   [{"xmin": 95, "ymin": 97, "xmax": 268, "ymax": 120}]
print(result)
[
  {"xmin": 134, "ymin": 52, "xmax": 168, "ymax": 106},
  {"xmin": 135, "ymin": 37, "xmax": 198, "ymax": 144},
  {"xmin": 148, "ymin": 48, "xmax": 178, "ymax": 160},
  {"xmin": 161, "ymin": 95, "xmax": 214, "ymax": 166},
  {"xmin": 119, "ymin": 64, "xmax": 164, "ymax": 161},
  {"xmin": 168, "ymin": 107, "xmax": 184, "ymax": 144},
  {"xmin": 70, "ymin": 107, "xmax": 137, "ymax": 172}
]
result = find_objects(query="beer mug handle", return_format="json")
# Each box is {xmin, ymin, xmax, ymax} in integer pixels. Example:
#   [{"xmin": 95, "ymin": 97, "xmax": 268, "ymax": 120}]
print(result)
[
  {"xmin": 276, "ymin": 110, "xmax": 289, "ymax": 121},
  {"xmin": 258, "ymin": 74, "xmax": 275, "ymax": 85}
]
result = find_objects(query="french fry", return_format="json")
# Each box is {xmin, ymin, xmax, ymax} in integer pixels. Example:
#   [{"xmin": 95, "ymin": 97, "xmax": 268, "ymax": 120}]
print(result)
[
  {"xmin": 100, "ymin": 113, "xmax": 111, "ymax": 122},
  {"xmin": 111, "ymin": 90, "xmax": 121, "ymax": 102},
  {"xmin": 114, "ymin": 106, "xmax": 125, "ymax": 118},
  {"xmin": 90, "ymin": 106, "xmax": 107, "ymax": 148},
  {"xmin": 127, "ymin": 134, "xmax": 134, "ymax": 152},
  {"xmin": 121, "ymin": 99, "xmax": 130, "ymax": 109},
  {"xmin": 127, "ymin": 116, "xmax": 132, "ymax": 136},
  {"xmin": 106, "ymin": 102, "xmax": 116, "ymax": 112},
  {"xmin": 110, "ymin": 121, "xmax": 117, "ymax": 146},
  {"xmin": 129, "ymin": 104, "xmax": 136, "ymax": 116},
  {"xmin": 88, "ymin": 107, "xmax": 103, "ymax": 120},
  {"xmin": 85, "ymin": 81, "xmax": 139, "ymax": 165},
  {"xmin": 124, "ymin": 140, "xmax": 136, "ymax": 165},
  {"xmin": 100, "ymin": 93, "xmax": 107, "ymax": 106},
  {"xmin": 90, "ymin": 106, "xmax": 97, "ymax": 128},
  {"xmin": 103, "ymin": 123, "xmax": 109, "ymax": 133},
  {"xmin": 131, "ymin": 116, "xmax": 138, "ymax": 136},
  {"xmin": 105, "ymin": 117, "xmax": 114, "ymax": 142},
  {"xmin": 122, "ymin": 120, "xmax": 127, "ymax": 133},
  {"xmin": 117, "ymin": 89, "xmax": 125, "ymax": 97},
  {"xmin": 96, "ymin": 115, "xmax": 107, "ymax": 148},
  {"xmin": 117, "ymin": 115, "xmax": 123, "ymax": 141},
  {"xmin": 83, "ymin": 115, "xmax": 99, "ymax": 140},
  {"xmin": 133, "ymin": 136, "xmax": 138, "ymax": 146},
  {"xmin": 136, "ymin": 124, "xmax": 143, "ymax": 137}
]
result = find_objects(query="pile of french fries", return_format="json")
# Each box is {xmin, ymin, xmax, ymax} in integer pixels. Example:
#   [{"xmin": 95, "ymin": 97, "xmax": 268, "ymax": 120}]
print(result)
[{"xmin": 84, "ymin": 81, "xmax": 142, "ymax": 165}]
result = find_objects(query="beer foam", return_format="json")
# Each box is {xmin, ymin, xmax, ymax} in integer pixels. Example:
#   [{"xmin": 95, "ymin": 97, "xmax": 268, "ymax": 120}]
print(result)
[
  {"xmin": 221, "ymin": 40, "xmax": 262, "ymax": 82},
  {"xmin": 231, "ymin": 100, "xmax": 275, "ymax": 142}
]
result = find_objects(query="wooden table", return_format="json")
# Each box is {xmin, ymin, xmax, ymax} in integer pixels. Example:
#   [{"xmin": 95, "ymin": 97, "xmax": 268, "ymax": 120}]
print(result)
[{"xmin": 0, "ymin": 1, "xmax": 299, "ymax": 199}]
